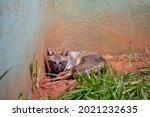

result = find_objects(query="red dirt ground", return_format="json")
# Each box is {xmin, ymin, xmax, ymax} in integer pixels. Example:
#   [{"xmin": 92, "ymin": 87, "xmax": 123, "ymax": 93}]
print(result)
[{"xmin": 31, "ymin": 54, "xmax": 150, "ymax": 100}]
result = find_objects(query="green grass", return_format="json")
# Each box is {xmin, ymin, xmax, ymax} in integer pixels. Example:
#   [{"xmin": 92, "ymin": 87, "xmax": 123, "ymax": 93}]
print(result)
[
  {"xmin": 29, "ymin": 55, "xmax": 40, "ymax": 80},
  {"xmin": 127, "ymin": 41, "xmax": 134, "ymax": 69},
  {"xmin": 60, "ymin": 64, "xmax": 150, "ymax": 100},
  {"xmin": 0, "ymin": 67, "xmax": 13, "ymax": 80},
  {"xmin": 29, "ymin": 55, "xmax": 41, "ymax": 91}
]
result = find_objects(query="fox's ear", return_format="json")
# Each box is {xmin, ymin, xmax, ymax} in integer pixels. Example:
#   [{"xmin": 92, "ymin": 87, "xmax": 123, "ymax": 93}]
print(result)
[
  {"xmin": 61, "ymin": 49, "xmax": 69, "ymax": 56},
  {"xmin": 47, "ymin": 48, "xmax": 54, "ymax": 56}
]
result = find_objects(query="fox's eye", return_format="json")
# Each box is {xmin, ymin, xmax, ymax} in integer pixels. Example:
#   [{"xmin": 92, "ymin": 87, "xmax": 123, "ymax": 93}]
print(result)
[
  {"xmin": 59, "ymin": 61, "xmax": 66, "ymax": 65},
  {"xmin": 50, "ymin": 61, "xmax": 56, "ymax": 65}
]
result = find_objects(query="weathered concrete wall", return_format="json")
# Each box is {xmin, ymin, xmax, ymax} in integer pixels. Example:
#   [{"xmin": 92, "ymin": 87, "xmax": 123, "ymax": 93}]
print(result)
[
  {"xmin": 0, "ymin": 0, "xmax": 150, "ymax": 99},
  {"xmin": 0, "ymin": 0, "xmax": 43, "ymax": 99},
  {"xmin": 43, "ymin": 0, "xmax": 150, "ymax": 55}
]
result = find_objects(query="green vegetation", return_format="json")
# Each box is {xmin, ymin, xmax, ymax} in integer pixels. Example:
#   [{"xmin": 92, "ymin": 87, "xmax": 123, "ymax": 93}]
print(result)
[
  {"xmin": 43, "ymin": 96, "xmax": 54, "ymax": 100},
  {"xmin": 60, "ymin": 64, "xmax": 150, "ymax": 100},
  {"xmin": 29, "ymin": 55, "xmax": 41, "ymax": 80},
  {"xmin": 29, "ymin": 55, "xmax": 41, "ymax": 91},
  {"xmin": 0, "ymin": 67, "xmax": 13, "ymax": 80},
  {"xmin": 127, "ymin": 41, "xmax": 134, "ymax": 69},
  {"xmin": 137, "ymin": 62, "xmax": 150, "ymax": 75},
  {"xmin": 18, "ymin": 92, "xmax": 31, "ymax": 100},
  {"xmin": 27, "ymin": 52, "xmax": 149, "ymax": 100}
]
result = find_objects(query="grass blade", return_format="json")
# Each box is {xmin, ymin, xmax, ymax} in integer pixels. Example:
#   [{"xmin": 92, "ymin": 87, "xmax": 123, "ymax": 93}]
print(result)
[{"xmin": 0, "ymin": 66, "xmax": 13, "ymax": 80}]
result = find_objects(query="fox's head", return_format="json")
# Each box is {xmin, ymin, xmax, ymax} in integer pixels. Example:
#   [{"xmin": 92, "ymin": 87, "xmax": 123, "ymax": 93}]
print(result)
[{"xmin": 47, "ymin": 48, "xmax": 69, "ymax": 73}]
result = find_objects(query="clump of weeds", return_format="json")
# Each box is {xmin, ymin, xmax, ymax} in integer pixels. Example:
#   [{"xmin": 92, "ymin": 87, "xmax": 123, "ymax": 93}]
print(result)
[
  {"xmin": 60, "ymin": 64, "xmax": 150, "ymax": 100},
  {"xmin": 29, "ymin": 55, "xmax": 41, "ymax": 92}
]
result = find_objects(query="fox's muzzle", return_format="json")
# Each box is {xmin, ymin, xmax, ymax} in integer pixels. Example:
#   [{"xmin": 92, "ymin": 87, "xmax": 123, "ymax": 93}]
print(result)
[{"xmin": 55, "ymin": 67, "xmax": 60, "ymax": 72}]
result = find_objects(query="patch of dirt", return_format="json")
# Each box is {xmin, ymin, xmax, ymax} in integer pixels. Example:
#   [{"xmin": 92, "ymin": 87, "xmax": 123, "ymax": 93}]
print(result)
[
  {"xmin": 32, "ymin": 77, "xmax": 76, "ymax": 99},
  {"xmin": 31, "ymin": 54, "xmax": 150, "ymax": 100},
  {"xmin": 106, "ymin": 54, "xmax": 150, "ymax": 73}
]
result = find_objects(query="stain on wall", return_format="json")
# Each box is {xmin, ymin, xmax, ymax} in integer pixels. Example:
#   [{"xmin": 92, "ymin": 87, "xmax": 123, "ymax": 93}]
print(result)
[
  {"xmin": 42, "ymin": 0, "xmax": 150, "ymax": 55},
  {"xmin": 0, "ymin": 0, "xmax": 150, "ymax": 99}
]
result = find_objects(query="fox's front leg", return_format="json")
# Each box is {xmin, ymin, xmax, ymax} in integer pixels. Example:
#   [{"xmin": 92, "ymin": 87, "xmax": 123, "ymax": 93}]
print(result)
[
  {"xmin": 49, "ymin": 69, "xmax": 73, "ymax": 82},
  {"xmin": 57, "ymin": 71, "xmax": 69, "ymax": 77}
]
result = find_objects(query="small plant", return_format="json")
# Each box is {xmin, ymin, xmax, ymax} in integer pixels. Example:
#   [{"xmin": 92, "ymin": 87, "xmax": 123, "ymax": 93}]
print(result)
[
  {"xmin": 43, "ymin": 96, "xmax": 54, "ymax": 100},
  {"xmin": 127, "ymin": 41, "xmax": 134, "ymax": 70},
  {"xmin": 0, "ymin": 67, "xmax": 13, "ymax": 80},
  {"xmin": 29, "ymin": 55, "xmax": 41, "ymax": 92},
  {"xmin": 60, "ymin": 64, "xmax": 150, "ymax": 100},
  {"xmin": 18, "ymin": 92, "xmax": 30, "ymax": 100}
]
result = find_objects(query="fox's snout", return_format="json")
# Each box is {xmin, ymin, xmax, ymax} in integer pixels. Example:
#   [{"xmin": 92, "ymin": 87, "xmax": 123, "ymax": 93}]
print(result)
[{"xmin": 55, "ymin": 66, "xmax": 60, "ymax": 72}]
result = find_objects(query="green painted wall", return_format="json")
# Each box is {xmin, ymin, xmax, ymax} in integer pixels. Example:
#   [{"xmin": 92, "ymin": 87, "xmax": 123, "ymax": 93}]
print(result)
[{"xmin": 0, "ymin": 0, "xmax": 43, "ymax": 99}]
